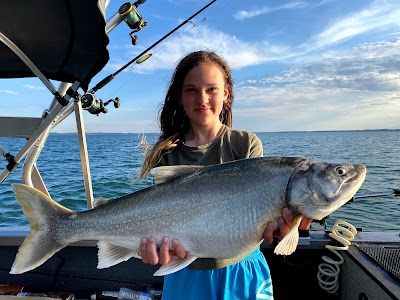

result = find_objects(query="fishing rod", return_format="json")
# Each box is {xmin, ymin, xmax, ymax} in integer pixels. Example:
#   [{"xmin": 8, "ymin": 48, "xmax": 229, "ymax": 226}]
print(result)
[
  {"xmin": 351, "ymin": 188, "xmax": 400, "ymax": 200},
  {"xmin": 88, "ymin": 0, "xmax": 217, "ymax": 95},
  {"xmin": 316, "ymin": 188, "xmax": 400, "ymax": 227},
  {"xmin": 337, "ymin": 188, "xmax": 400, "ymax": 208}
]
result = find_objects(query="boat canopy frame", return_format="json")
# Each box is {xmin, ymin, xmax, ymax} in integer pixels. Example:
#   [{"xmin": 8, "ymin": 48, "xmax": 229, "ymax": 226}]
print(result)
[{"xmin": 0, "ymin": 0, "xmax": 128, "ymax": 208}]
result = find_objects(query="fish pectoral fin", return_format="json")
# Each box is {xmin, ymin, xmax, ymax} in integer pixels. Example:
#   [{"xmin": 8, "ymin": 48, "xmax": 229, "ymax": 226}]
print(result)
[
  {"xmin": 153, "ymin": 255, "xmax": 197, "ymax": 276},
  {"xmin": 97, "ymin": 241, "xmax": 137, "ymax": 269},
  {"xmin": 274, "ymin": 215, "xmax": 303, "ymax": 256}
]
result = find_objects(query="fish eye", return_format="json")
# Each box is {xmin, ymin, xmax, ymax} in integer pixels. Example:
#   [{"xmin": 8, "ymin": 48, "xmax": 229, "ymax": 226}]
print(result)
[{"xmin": 335, "ymin": 166, "xmax": 347, "ymax": 176}]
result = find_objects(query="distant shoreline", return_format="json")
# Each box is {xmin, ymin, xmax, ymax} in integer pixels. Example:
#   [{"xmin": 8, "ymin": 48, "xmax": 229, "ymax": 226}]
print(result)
[{"xmin": 50, "ymin": 129, "xmax": 400, "ymax": 135}]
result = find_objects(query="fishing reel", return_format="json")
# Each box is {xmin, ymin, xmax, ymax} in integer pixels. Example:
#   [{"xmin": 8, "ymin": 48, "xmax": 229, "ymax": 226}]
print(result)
[
  {"xmin": 118, "ymin": 1, "xmax": 147, "ymax": 46},
  {"xmin": 80, "ymin": 93, "xmax": 120, "ymax": 115}
]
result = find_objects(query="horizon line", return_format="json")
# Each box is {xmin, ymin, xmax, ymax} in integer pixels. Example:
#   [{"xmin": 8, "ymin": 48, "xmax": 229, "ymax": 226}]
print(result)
[{"xmin": 49, "ymin": 128, "xmax": 400, "ymax": 135}]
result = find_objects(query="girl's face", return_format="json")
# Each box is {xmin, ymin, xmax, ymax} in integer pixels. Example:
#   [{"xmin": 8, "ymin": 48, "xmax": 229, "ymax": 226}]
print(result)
[{"xmin": 180, "ymin": 63, "xmax": 229, "ymax": 129}]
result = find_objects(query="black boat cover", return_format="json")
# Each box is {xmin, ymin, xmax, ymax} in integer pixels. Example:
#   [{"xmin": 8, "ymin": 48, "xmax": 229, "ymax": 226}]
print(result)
[{"xmin": 0, "ymin": 0, "xmax": 110, "ymax": 91}]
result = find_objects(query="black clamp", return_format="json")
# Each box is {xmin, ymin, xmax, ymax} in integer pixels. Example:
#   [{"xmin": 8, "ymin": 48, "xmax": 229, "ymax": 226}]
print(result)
[{"xmin": 3, "ymin": 152, "xmax": 17, "ymax": 172}]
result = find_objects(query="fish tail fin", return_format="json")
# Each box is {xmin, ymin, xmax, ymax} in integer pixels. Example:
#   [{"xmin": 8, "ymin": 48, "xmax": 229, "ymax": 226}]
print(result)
[{"xmin": 10, "ymin": 183, "xmax": 75, "ymax": 274}]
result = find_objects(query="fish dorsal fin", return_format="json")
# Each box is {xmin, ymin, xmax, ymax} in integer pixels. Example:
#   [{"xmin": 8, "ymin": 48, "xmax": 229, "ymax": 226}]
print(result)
[
  {"xmin": 93, "ymin": 197, "xmax": 110, "ymax": 207},
  {"xmin": 150, "ymin": 165, "xmax": 205, "ymax": 184},
  {"xmin": 274, "ymin": 215, "xmax": 303, "ymax": 255},
  {"xmin": 153, "ymin": 255, "xmax": 198, "ymax": 276}
]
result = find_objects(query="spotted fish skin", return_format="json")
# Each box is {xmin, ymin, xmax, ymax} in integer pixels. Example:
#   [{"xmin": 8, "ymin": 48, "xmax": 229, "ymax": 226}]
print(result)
[{"xmin": 10, "ymin": 156, "xmax": 366, "ymax": 275}]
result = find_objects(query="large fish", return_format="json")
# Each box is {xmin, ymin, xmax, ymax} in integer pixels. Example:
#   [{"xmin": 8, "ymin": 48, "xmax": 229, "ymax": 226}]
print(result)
[{"xmin": 10, "ymin": 156, "xmax": 366, "ymax": 276}]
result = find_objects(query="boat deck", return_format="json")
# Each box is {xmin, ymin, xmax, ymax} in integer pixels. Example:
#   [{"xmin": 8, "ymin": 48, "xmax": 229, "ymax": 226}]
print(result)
[{"xmin": 1, "ymin": 228, "xmax": 399, "ymax": 299}]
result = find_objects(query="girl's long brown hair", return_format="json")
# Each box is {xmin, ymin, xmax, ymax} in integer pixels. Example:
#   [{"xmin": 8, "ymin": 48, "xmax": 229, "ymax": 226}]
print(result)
[{"xmin": 140, "ymin": 50, "xmax": 234, "ymax": 177}]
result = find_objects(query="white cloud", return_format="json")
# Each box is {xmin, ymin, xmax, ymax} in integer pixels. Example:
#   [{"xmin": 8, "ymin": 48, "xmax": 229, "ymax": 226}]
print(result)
[
  {"xmin": 230, "ymin": 38, "xmax": 400, "ymax": 131},
  {"xmin": 24, "ymin": 84, "xmax": 46, "ymax": 91},
  {"xmin": 0, "ymin": 89, "xmax": 18, "ymax": 95},
  {"xmin": 232, "ymin": 88, "xmax": 400, "ymax": 132},
  {"xmin": 241, "ymin": 39, "xmax": 400, "ymax": 93},
  {"xmin": 105, "ymin": 25, "xmax": 297, "ymax": 73},
  {"xmin": 231, "ymin": 1, "xmax": 400, "ymax": 60},
  {"xmin": 308, "ymin": 0, "xmax": 400, "ymax": 49},
  {"xmin": 107, "ymin": 1, "xmax": 399, "ymax": 75},
  {"xmin": 233, "ymin": 1, "xmax": 329, "ymax": 21}
]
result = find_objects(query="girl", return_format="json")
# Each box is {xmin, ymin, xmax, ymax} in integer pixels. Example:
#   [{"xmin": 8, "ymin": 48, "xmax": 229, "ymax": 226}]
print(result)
[{"xmin": 139, "ymin": 50, "xmax": 311, "ymax": 300}]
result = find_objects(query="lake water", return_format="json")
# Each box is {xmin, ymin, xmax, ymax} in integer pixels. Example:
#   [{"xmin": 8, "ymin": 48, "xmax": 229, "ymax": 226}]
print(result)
[{"xmin": 0, "ymin": 130, "xmax": 399, "ymax": 231}]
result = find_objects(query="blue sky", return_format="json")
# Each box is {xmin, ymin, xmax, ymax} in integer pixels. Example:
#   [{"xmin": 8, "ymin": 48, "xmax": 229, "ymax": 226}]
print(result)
[{"xmin": 1, "ymin": 0, "xmax": 399, "ymax": 133}]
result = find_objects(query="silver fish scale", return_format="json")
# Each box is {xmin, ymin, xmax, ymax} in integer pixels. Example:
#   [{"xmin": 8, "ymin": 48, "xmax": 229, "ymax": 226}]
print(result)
[{"xmin": 55, "ymin": 158, "xmax": 292, "ymax": 258}]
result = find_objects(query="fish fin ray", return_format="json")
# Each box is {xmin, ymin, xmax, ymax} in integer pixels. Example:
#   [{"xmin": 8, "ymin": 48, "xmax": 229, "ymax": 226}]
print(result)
[
  {"xmin": 274, "ymin": 215, "xmax": 303, "ymax": 255},
  {"xmin": 153, "ymin": 255, "xmax": 197, "ymax": 276},
  {"xmin": 10, "ymin": 184, "xmax": 73, "ymax": 274},
  {"xmin": 97, "ymin": 241, "xmax": 137, "ymax": 269},
  {"xmin": 10, "ymin": 236, "xmax": 66, "ymax": 274},
  {"xmin": 150, "ymin": 165, "xmax": 205, "ymax": 184}
]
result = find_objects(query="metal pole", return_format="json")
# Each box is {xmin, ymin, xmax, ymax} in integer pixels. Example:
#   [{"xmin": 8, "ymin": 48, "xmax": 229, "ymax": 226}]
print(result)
[{"xmin": 352, "ymin": 189, "xmax": 400, "ymax": 200}]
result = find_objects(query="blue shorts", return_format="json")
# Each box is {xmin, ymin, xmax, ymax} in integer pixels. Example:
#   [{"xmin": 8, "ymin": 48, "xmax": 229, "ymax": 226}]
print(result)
[{"xmin": 162, "ymin": 247, "xmax": 273, "ymax": 300}]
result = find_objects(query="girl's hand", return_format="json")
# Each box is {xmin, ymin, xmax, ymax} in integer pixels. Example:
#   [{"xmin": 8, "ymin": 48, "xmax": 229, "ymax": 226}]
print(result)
[
  {"xmin": 139, "ymin": 236, "xmax": 186, "ymax": 266},
  {"xmin": 263, "ymin": 207, "xmax": 312, "ymax": 244}
]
